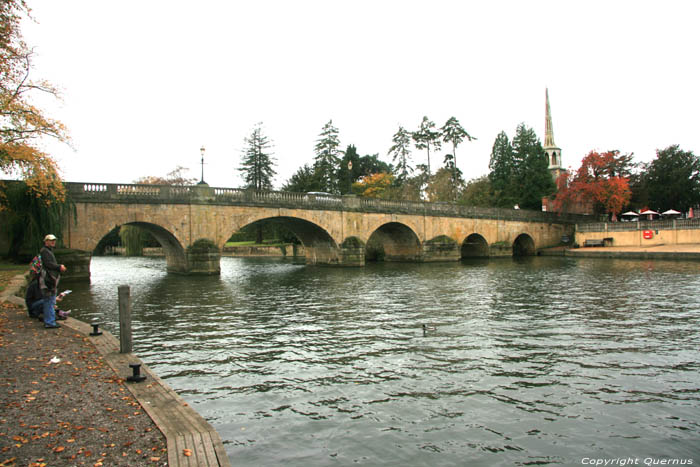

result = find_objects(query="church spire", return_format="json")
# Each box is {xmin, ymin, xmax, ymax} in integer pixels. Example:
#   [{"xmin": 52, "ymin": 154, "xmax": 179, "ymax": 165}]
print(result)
[
  {"xmin": 543, "ymin": 88, "xmax": 564, "ymax": 180},
  {"xmin": 544, "ymin": 88, "xmax": 556, "ymax": 148}
]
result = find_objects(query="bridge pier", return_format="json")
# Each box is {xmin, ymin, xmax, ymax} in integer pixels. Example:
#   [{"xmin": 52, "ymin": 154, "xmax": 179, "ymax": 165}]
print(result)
[
  {"xmin": 422, "ymin": 236, "xmax": 460, "ymax": 262},
  {"xmin": 181, "ymin": 239, "xmax": 221, "ymax": 275},
  {"xmin": 339, "ymin": 237, "xmax": 365, "ymax": 267}
]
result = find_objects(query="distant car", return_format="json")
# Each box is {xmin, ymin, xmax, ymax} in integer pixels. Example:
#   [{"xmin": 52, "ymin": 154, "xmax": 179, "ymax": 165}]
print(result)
[
  {"xmin": 305, "ymin": 192, "xmax": 341, "ymax": 203},
  {"xmin": 306, "ymin": 192, "xmax": 333, "ymax": 196}
]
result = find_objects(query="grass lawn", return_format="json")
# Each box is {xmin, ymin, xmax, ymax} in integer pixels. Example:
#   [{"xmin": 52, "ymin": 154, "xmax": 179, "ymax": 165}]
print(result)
[
  {"xmin": 224, "ymin": 241, "xmax": 291, "ymax": 248},
  {"xmin": 0, "ymin": 259, "xmax": 27, "ymax": 293}
]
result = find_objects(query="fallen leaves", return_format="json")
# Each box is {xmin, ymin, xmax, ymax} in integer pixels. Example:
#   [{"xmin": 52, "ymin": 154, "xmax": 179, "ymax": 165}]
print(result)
[{"xmin": 0, "ymin": 303, "xmax": 168, "ymax": 466}]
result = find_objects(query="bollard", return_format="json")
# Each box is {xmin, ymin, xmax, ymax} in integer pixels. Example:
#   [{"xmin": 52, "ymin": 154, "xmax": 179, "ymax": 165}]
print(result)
[
  {"xmin": 90, "ymin": 322, "xmax": 103, "ymax": 336},
  {"xmin": 127, "ymin": 363, "xmax": 146, "ymax": 383},
  {"xmin": 118, "ymin": 285, "xmax": 132, "ymax": 354}
]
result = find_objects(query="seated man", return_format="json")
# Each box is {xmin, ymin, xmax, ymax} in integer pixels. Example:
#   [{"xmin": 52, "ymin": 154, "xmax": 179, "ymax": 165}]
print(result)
[
  {"xmin": 25, "ymin": 280, "xmax": 67, "ymax": 321},
  {"xmin": 25, "ymin": 278, "xmax": 45, "ymax": 319}
]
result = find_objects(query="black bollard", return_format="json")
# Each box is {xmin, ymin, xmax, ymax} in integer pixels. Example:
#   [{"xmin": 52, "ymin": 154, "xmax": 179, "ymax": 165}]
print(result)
[
  {"xmin": 90, "ymin": 322, "xmax": 103, "ymax": 336},
  {"xmin": 127, "ymin": 363, "xmax": 146, "ymax": 383}
]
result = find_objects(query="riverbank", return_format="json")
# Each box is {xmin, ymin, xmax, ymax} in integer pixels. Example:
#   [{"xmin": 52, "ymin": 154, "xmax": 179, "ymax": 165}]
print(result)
[
  {"xmin": 540, "ymin": 243, "xmax": 700, "ymax": 260},
  {"xmin": 0, "ymin": 272, "xmax": 231, "ymax": 467}
]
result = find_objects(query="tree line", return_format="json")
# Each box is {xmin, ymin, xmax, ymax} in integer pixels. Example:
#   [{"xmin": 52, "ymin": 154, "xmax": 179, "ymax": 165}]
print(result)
[{"xmin": 239, "ymin": 116, "xmax": 477, "ymax": 203}]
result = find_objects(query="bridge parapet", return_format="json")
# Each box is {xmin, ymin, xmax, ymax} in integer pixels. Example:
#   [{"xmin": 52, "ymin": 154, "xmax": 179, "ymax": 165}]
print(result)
[{"xmin": 63, "ymin": 182, "xmax": 591, "ymax": 224}]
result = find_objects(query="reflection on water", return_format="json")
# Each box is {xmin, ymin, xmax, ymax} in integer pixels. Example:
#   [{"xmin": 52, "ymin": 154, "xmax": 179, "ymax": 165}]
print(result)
[{"xmin": 62, "ymin": 257, "xmax": 700, "ymax": 465}]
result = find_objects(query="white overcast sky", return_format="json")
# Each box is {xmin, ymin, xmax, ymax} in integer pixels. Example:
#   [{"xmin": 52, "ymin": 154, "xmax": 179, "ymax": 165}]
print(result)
[{"xmin": 19, "ymin": 0, "xmax": 700, "ymax": 189}]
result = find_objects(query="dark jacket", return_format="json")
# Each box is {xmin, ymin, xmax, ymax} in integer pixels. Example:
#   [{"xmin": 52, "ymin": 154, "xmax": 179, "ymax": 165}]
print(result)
[
  {"xmin": 39, "ymin": 245, "xmax": 61, "ymax": 295},
  {"xmin": 25, "ymin": 279, "xmax": 43, "ymax": 310}
]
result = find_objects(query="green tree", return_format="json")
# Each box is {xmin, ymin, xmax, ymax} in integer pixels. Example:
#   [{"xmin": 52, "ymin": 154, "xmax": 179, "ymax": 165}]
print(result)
[
  {"xmin": 511, "ymin": 123, "xmax": 555, "ymax": 210},
  {"xmin": 441, "ymin": 116, "xmax": 475, "ymax": 186},
  {"xmin": 388, "ymin": 125, "xmax": 413, "ymax": 184},
  {"xmin": 439, "ymin": 153, "xmax": 465, "ymax": 201},
  {"xmin": 644, "ymin": 145, "xmax": 700, "ymax": 212},
  {"xmin": 313, "ymin": 120, "xmax": 342, "ymax": 193},
  {"xmin": 282, "ymin": 163, "xmax": 322, "ymax": 193},
  {"xmin": 336, "ymin": 145, "xmax": 391, "ymax": 195},
  {"xmin": 338, "ymin": 145, "xmax": 361, "ymax": 194},
  {"xmin": 460, "ymin": 175, "xmax": 493, "ymax": 207},
  {"xmin": 119, "ymin": 225, "xmax": 144, "ymax": 256},
  {"xmin": 239, "ymin": 123, "xmax": 276, "ymax": 191},
  {"xmin": 1, "ymin": 180, "xmax": 72, "ymax": 259},
  {"xmin": 488, "ymin": 131, "xmax": 516, "ymax": 207},
  {"xmin": 412, "ymin": 116, "xmax": 441, "ymax": 176},
  {"xmin": 425, "ymin": 167, "xmax": 464, "ymax": 202}
]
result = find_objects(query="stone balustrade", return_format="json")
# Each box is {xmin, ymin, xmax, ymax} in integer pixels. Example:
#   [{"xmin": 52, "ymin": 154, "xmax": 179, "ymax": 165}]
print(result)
[{"xmin": 64, "ymin": 182, "xmax": 589, "ymax": 224}]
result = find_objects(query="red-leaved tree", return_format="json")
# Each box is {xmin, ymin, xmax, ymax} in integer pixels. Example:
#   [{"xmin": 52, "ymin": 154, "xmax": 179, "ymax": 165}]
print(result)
[{"xmin": 553, "ymin": 150, "xmax": 632, "ymax": 218}]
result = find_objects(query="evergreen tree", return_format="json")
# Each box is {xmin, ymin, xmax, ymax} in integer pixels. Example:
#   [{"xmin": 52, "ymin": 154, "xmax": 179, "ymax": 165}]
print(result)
[
  {"xmin": 644, "ymin": 145, "xmax": 700, "ymax": 212},
  {"xmin": 440, "ymin": 153, "xmax": 465, "ymax": 201},
  {"xmin": 338, "ymin": 145, "xmax": 361, "ymax": 195},
  {"xmin": 511, "ymin": 123, "xmax": 555, "ymax": 210},
  {"xmin": 388, "ymin": 125, "xmax": 413, "ymax": 184},
  {"xmin": 441, "ymin": 116, "xmax": 476, "ymax": 184},
  {"xmin": 239, "ymin": 123, "xmax": 276, "ymax": 191},
  {"xmin": 412, "ymin": 116, "xmax": 441, "ymax": 176},
  {"xmin": 313, "ymin": 120, "xmax": 342, "ymax": 193},
  {"xmin": 282, "ymin": 164, "xmax": 322, "ymax": 193},
  {"xmin": 488, "ymin": 131, "xmax": 517, "ymax": 207}
]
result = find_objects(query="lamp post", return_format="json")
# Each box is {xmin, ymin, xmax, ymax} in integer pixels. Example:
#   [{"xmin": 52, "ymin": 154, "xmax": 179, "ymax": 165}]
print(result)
[{"xmin": 198, "ymin": 146, "xmax": 206, "ymax": 185}]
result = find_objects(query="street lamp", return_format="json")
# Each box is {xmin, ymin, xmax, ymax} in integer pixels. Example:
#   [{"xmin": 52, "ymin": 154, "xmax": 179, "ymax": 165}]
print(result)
[{"xmin": 198, "ymin": 146, "xmax": 207, "ymax": 185}]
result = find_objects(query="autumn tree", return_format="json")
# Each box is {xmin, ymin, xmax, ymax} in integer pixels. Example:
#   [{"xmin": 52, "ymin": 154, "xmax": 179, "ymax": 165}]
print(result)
[
  {"xmin": 412, "ymin": 116, "xmax": 441, "ymax": 176},
  {"xmin": 313, "ymin": 120, "xmax": 342, "ymax": 193},
  {"xmin": 0, "ymin": 0, "xmax": 69, "ymax": 207},
  {"xmin": 134, "ymin": 166, "xmax": 197, "ymax": 186},
  {"xmin": 338, "ymin": 145, "xmax": 391, "ymax": 194},
  {"xmin": 388, "ymin": 125, "xmax": 413, "ymax": 184},
  {"xmin": 239, "ymin": 123, "xmax": 276, "ymax": 191},
  {"xmin": 553, "ymin": 150, "xmax": 632, "ymax": 218},
  {"xmin": 351, "ymin": 172, "xmax": 394, "ymax": 199}
]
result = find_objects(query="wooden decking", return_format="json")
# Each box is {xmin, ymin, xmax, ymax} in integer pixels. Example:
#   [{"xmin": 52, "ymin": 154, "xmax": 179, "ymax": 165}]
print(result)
[{"xmin": 64, "ymin": 318, "xmax": 231, "ymax": 467}]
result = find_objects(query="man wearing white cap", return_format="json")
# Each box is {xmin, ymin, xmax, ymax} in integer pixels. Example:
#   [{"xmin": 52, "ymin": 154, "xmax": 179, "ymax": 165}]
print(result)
[{"xmin": 39, "ymin": 234, "xmax": 67, "ymax": 329}]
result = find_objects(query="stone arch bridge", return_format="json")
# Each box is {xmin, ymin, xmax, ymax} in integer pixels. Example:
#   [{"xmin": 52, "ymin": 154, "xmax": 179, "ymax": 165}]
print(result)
[{"xmin": 63, "ymin": 183, "xmax": 581, "ymax": 274}]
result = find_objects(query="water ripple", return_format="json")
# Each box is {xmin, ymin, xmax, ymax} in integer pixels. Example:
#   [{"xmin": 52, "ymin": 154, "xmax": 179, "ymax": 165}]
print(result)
[{"xmin": 63, "ymin": 256, "xmax": 700, "ymax": 465}]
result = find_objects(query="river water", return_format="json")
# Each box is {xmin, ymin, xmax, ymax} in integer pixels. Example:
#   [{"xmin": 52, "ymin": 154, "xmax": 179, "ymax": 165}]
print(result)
[{"xmin": 61, "ymin": 256, "xmax": 700, "ymax": 466}]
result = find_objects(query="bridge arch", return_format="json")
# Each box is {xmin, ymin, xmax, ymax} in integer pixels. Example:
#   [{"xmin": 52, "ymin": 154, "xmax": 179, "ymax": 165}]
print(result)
[
  {"xmin": 96, "ymin": 222, "xmax": 189, "ymax": 273},
  {"xmin": 513, "ymin": 233, "xmax": 536, "ymax": 256},
  {"xmin": 461, "ymin": 233, "xmax": 489, "ymax": 258},
  {"xmin": 232, "ymin": 216, "xmax": 340, "ymax": 265},
  {"xmin": 366, "ymin": 222, "xmax": 421, "ymax": 262}
]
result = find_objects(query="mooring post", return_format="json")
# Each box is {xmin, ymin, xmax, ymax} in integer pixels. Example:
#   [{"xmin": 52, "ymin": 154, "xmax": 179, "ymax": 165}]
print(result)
[{"xmin": 118, "ymin": 285, "xmax": 132, "ymax": 353}]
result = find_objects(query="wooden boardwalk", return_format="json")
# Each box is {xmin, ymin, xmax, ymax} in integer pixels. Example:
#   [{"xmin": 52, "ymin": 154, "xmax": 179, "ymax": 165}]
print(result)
[{"xmin": 64, "ymin": 318, "xmax": 232, "ymax": 467}]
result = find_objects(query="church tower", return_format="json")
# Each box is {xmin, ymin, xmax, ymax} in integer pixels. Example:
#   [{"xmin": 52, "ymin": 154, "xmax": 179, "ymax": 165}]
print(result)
[{"xmin": 544, "ymin": 88, "xmax": 565, "ymax": 181}]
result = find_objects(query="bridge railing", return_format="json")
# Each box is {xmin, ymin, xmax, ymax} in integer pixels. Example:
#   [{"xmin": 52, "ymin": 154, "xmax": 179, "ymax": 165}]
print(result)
[
  {"xmin": 62, "ymin": 182, "xmax": 591, "ymax": 223},
  {"xmin": 576, "ymin": 218, "xmax": 700, "ymax": 232}
]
